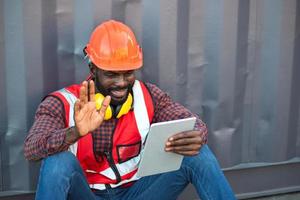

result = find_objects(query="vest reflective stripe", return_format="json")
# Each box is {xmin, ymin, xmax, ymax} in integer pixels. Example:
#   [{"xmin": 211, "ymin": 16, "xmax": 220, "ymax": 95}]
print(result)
[
  {"xmin": 57, "ymin": 88, "xmax": 78, "ymax": 155},
  {"xmin": 89, "ymin": 173, "xmax": 139, "ymax": 190},
  {"xmin": 59, "ymin": 88, "xmax": 76, "ymax": 127},
  {"xmin": 50, "ymin": 89, "xmax": 78, "ymax": 155},
  {"xmin": 52, "ymin": 80, "xmax": 153, "ymax": 189},
  {"xmin": 132, "ymin": 80, "xmax": 150, "ymax": 141},
  {"xmin": 96, "ymin": 154, "xmax": 140, "ymax": 179},
  {"xmin": 87, "ymin": 80, "xmax": 152, "ymax": 188},
  {"xmin": 96, "ymin": 81, "xmax": 150, "ymax": 180}
]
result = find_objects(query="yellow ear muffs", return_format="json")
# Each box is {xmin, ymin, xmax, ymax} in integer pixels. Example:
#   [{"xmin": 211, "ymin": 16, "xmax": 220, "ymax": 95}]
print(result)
[
  {"xmin": 95, "ymin": 93, "xmax": 133, "ymax": 120},
  {"xmin": 95, "ymin": 93, "xmax": 113, "ymax": 120},
  {"xmin": 116, "ymin": 93, "xmax": 133, "ymax": 118}
]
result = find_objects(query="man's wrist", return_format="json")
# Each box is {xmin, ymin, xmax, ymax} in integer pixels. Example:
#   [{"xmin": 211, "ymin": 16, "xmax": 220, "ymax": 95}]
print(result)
[{"xmin": 64, "ymin": 126, "xmax": 81, "ymax": 145}]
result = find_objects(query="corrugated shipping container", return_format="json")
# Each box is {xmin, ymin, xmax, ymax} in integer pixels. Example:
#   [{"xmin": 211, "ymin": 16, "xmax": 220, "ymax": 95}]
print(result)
[{"xmin": 0, "ymin": 0, "xmax": 299, "ymax": 199}]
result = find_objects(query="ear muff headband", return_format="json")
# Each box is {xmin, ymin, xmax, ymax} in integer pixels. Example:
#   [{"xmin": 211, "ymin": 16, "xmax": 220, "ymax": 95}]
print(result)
[{"xmin": 95, "ymin": 93, "xmax": 133, "ymax": 120}]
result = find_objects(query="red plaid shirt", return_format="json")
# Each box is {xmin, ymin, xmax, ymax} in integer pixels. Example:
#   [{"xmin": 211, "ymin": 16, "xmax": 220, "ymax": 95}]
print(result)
[{"xmin": 24, "ymin": 82, "xmax": 207, "ymax": 161}]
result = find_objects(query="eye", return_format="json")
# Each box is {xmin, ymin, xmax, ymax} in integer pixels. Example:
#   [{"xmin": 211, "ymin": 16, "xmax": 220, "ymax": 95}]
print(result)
[
  {"xmin": 125, "ymin": 71, "xmax": 134, "ymax": 77},
  {"xmin": 105, "ymin": 72, "xmax": 117, "ymax": 77}
]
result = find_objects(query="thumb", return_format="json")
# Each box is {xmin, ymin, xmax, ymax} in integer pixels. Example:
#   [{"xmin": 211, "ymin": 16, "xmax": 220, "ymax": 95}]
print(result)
[{"xmin": 98, "ymin": 96, "xmax": 111, "ymax": 117}]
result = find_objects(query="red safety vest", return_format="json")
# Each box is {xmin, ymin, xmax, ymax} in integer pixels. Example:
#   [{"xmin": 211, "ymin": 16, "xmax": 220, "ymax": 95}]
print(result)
[{"xmin": 51, "ymin": 80, "xmax": 154, "ymax": 190}]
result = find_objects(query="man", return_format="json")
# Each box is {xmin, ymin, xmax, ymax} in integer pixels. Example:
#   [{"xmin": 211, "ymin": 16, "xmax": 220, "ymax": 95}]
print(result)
[{"xmin": 24, "ymin": 20, "xmax": 236, "ymax": 200}]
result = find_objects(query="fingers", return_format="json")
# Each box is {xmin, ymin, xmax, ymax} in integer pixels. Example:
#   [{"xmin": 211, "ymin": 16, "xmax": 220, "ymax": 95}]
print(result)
[
  {"xmin": 168, "ymin": 130, "xmax": 200, "ymax": 142},
  {"xmin": 80, "ymin": 80, "xmax": 96, "ymax": 104},
  {"xmin": 165, "ymin": 143, "xmax": 201, "ymax": 152},
  {"xmin": 174, "ymin": 150, "xmax": 199, "ymax": 156},
  {"xmin": 166, "ymin": 137, "xmax": 202, "ymax": 147},
  {"xmin": 80, "ymin": 81, "xmax": 88, "ymax": 106},
  {"xmin": 165, "ymin": 130, "xmax": 204, "ymax": 156},
  {"xmin": 89, "ymin": 80, "xmax": 95, "ymax": 102},
  {"xmin": 98, "ymin": 95, "xmax": 111, "ymax": 117},
  {"xmin": 165, "ymin": 143, "xmax": 202, "ymax": 156}
]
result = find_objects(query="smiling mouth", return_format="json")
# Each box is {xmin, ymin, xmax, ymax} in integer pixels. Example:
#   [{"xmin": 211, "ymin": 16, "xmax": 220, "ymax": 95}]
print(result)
[{"xmin": 110, "ymin": 88, "xmax": 128, "ymax": 99}]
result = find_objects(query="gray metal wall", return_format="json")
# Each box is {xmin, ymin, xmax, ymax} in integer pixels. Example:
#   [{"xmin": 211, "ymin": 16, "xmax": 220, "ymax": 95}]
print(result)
[{"xmin": 0, "ymin": 0, "xmax": 299, "ymax": 199}]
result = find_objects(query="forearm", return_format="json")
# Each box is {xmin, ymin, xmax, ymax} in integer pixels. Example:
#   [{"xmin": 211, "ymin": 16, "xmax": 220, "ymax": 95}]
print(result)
[
  {"xmin": 24, "ymin": 96, "xmax": 82, "ymax": 161},
  {"xmin": 24, "ymin": 126, "xmax": 82, "ymax": 161},
  {"xmin": 24, "ymin": 128, "xmax": 68, "ymax": 161}
]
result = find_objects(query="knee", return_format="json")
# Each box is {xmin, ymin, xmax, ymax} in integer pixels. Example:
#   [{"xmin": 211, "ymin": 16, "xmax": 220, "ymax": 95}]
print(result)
[
  {"xmin": 181, "ymin": 145, "xmax": 220, "ymax": 172},
  {"xmin": 40, "ymin": 151, "xmax": 81, "ymax": 178}
]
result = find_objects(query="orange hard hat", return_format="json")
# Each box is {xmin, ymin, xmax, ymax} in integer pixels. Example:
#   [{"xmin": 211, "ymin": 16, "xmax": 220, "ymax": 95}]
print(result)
[{"xmin": 84, "ymin": 20, "xmax": 143, "ymax": 71}]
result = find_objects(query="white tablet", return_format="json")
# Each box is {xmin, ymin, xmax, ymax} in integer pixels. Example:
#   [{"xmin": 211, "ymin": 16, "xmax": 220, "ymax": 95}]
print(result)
[{"xmin": 136, "ymin": 117, "xmax": 196, "ymax": 178}]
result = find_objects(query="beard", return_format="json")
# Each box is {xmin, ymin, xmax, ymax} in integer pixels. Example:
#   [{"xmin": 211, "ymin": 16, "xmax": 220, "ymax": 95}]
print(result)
[{"xmin": 94, "ymin": 79, "xmax": 133, "ymax": 106}]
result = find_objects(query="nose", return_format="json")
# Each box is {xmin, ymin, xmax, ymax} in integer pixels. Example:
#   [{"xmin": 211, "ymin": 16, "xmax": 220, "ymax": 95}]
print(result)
[{"xmin": 114, "ymin": 74, "xmax": 128, "ymax": 88}]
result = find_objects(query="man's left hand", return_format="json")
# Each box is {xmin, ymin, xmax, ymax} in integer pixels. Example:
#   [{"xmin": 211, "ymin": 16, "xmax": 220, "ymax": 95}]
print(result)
[{"xmin": 165, "ymin": 130, "xmax": 204, "ymax": 156}]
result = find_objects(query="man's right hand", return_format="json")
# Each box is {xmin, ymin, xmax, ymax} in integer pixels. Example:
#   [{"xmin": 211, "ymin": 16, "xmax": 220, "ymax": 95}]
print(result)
[{"xmin": 74, "ymin": 80, "xmax": 111, "ymax": 137}]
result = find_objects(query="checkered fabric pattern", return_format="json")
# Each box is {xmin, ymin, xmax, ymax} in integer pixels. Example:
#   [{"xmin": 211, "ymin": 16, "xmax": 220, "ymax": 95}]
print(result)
[{"xmin": 24, "ymin": 82, "xmax": 207, "ymax": 161}]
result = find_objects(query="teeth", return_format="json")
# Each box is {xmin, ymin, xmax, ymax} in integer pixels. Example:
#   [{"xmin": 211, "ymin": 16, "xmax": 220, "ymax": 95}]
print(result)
[{"xmin": 111, "ymin": 89, "xmax": 127, "ymax": 98}]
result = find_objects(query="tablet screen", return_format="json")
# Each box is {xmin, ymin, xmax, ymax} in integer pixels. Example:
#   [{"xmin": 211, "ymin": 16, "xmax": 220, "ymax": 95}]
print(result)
[{"xmin": 136, "ymin": 117, "xmax": 196, "ymax": 177}]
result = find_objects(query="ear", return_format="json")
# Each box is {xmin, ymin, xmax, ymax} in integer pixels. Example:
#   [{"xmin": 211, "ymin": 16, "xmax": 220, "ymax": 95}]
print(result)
[{"xmin": 89, "ymin": 63, "xmax": 96, "ymax": 76}]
